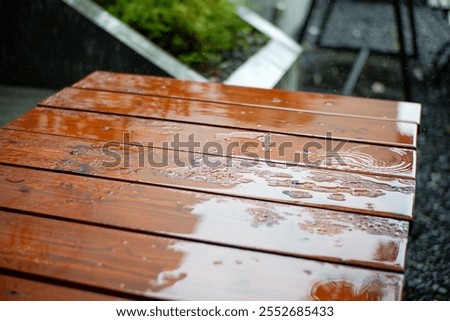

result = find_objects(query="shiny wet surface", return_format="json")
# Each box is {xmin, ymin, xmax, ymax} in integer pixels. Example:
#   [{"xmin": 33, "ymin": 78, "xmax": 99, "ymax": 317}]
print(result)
[
  {"xmin": 0, "ymin": 129, "xmax": 415, "ymax": 220},
  {"xmin": 0, "ymin": 72, "xmax": 418, "ymax": 300},
  {"xmin": 8, "ymin": 107, "xmax": 417, "ymax": 178},
  {"xmin": 73, "ymin": 71, "xmax": 421, "ymax": 124},
  {"xmin": 0, "ymin": 164, "xmax": 408, "ymax": 271},
  {"xmin": 0, "ymin": 210, "xmax": 404, "ymax": 300},
  {"xmin": 40, "ymin": 86, "xmax": 418, "ymax": 148}
]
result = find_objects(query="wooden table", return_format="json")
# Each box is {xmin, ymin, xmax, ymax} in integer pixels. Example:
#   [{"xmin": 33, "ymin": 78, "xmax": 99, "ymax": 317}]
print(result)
[{"xmin": 0, "ymin": 71, "xmax": 421, "ymax": 300}]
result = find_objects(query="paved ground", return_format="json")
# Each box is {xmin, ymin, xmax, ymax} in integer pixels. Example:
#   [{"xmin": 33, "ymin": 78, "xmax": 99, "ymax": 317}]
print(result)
[{"xmin": 0, "ymin": 86, "xmax": 54, "ymax": 126}]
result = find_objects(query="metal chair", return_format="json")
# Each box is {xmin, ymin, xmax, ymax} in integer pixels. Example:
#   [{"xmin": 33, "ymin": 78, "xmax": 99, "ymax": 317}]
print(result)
[{"xmin": 299, "ymin": 0, "xmax": 417, "ymax": 100}]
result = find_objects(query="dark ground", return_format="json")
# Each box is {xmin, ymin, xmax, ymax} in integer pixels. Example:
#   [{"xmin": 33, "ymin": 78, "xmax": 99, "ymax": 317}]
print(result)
[{"xmin": 297, "ymin": 0, "xmax": 450, "ymax": 300}]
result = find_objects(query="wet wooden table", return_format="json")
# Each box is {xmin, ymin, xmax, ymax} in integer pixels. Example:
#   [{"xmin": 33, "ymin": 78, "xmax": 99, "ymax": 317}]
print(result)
[{"xmin": 0, "ymin": 71, "xmax": 421, "ymax": 300}]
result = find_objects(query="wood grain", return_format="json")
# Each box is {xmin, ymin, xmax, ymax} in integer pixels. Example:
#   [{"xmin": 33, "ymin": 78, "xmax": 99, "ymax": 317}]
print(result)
[
  {"xmin": 72, "ymin": 71, "xmax": 421, "ymax": 124},
  {"xmin": 0, "ymin": 129, "xmax": 415, "ymax": 220},
  {"xmin": 40, "ymin": 87, "xmax": 418, "ymax": 148},
  {"xmin": 0, "ymin": 275, "xmax": 123, "ymax": 300},
  {"xmin": 0, "ymin": 164, "xmax": 409, "ymax": 271},
  {"xmin": 1, "ymin": 72, "xmax": 417, "ymax": 301},
  {"xmin": 0, "ymin": 210, "xmax": 404, "ymax": 300},
  {"xmin": 6, "ymin": 107, "xmax": 417, "ymax": 178}
]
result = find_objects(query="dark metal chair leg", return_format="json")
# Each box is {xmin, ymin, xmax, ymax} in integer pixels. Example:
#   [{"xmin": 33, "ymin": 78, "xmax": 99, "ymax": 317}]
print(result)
[
  {"xmin": 297, "ymin": 0, "xmax": 316, "ymax": 42},
  {"xmin": 394, "ymin": 0, "xmax": 411, "ymax": 100},
  {"xmin": 342, "ymin": 47, "xmax": 371, "ymax": 95},
  {"xmin": 315, "ymin": 0, "xmax": 335, "ymax": 46},
  {"xmin": 407, "ymin": 0, "xmax": 418, "ymax": 58}
]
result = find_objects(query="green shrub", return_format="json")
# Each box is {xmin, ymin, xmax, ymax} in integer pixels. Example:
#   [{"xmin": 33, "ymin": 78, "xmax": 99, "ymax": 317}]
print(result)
[{"xmin": 95, "ymin": 0, "xmax": 257, "ymax": 69}]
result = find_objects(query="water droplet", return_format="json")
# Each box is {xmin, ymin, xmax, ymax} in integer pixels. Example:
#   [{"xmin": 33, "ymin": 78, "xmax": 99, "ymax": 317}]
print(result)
[
  {"xmin": 325, "ymin": 101, "xmax": 334, "ymax": 106},
  {"xmin": 132, "ymin": 168, "xmax": 143, "ymax": 174},
  {"xmin": 248, "ymin": 207, "xmax": 285, "ymax": 227},
  {"xmin": 354, "ymin": 189, "xmax": 371, "ymax": 196},
  {"xmin": 272, "ymin": 98, "xmax": 281, "ymax": 103},
  {"xmin": 328, "ymin": 193, "xmax": 346, "ymax": 201},
  {"xmin": 319, "ymin": 122, "xmax": 325, "ymax": 126},
  {"xmin": 308, "ymin": 26, "xmax": 320, "ymax": 36},
  {"xmin": 5, "ymin": 177, "xmax": 25, "ymax": 183},
  {"xmin": 283, "ymin": 190, "xmax": 313, "ymax": 199},
  {"xmin": 372, "ymin": 81, "xmax": 386, "ymax": 94},
  {"xmin": 60, "ymin": 182, "xmax": 74, "ymax": 189},
  {"xmin": 102, "ymin": 126, "xmax": 110, "ymax": 130}
]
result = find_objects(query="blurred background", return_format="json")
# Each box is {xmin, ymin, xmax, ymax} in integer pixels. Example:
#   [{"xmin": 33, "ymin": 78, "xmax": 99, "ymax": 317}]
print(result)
[{"xmin": 0, "ymin": 0, "xmax": 449, "ymax": 300}]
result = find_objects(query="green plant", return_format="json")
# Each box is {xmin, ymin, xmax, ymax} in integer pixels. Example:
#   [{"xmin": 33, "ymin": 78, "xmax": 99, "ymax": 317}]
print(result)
[{"xmin": 95, "ymin": 0, "xmax": 257, "ymax": 69}]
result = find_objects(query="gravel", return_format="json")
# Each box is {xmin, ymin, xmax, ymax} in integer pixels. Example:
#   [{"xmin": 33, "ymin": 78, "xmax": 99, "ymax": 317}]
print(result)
[{"xmin": 404, "ymin": 100, "xmax": 450, "ymax": 300}]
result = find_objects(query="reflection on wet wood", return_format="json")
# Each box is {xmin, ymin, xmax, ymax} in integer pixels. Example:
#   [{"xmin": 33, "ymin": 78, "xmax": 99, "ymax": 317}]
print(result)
[
  {"xmin": 72, "ymin": 71, "xmax": 421, "ymax": 124},
  {"xmin": 6, "ymin": 107, "xmax": 417, "ymax": 178},
  {"xmin": 40, "ymin": 87, "xmax": 418, "ymax": 148},
  {"xmin": 0, "ymin": 129, "xmax": 415, "ymax": 220},
  {"xmin": 0, "ymin": 164, "xmax": 408, "ymax": 271},
  {"xmin": 0, "ymin": 275, "xmax": 123, "ymax": 301},
  {"xmin": 0, "ymin": 210, "xmax": 404, "ymax": 300},
  {"xmin": 311, "ymin": 280, "xmax": 386, "ymax": 300},
  {"xmin": 1, "ymin": 72, "xmax": 418, "ymax": 300}
]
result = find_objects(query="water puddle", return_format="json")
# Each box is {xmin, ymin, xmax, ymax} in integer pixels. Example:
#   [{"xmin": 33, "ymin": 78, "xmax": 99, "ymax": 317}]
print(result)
[
  {"xmin": 163, "ymin": 157, "xmax": 254, "ymax": 187},
  {"xmin": 328, "ymin": 193, "xmax": 346, "ymax": 201},
  {"xmin": 310, "ymin": 279, "xmax": 382, "ymax": 300},
  {"xmin": 215, "ymin": 132, "xmax": 265, "ymax": 141},
  {"xmin": 248, "ymin": 207, "xmax": 285, "ymax": 227},
  {"xmin": 282, "ymin": 190, "xmax": 313, "ymax": 199},
  {"xmin": 307, "ymin": 145, "xmax": 413, "ymax": 176}
]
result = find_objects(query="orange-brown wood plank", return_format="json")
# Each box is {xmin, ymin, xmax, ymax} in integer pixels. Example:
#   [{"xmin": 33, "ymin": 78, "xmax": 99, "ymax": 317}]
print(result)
[
  {"xmin": 40, "ymin": 87, "xmax": 418, "ymax": 148},
  {"xmin": 6, "ymin": 107, "xmax": 416, "ymax": 178},
  {"xmin": 0, "ymin": 129, "xmax": 415, "ymax": 220},
  {"xmin": 0, "ymin": 275, "xmax": 122, "ymax": 300},
  {"xmin": 0, "ymin": 210, "xmax": 404, "ymax": 300},
  {"xmin": 0, "ymin": 164, "xmax": 408, "ymax": 272},
  {"xmin": 72, "ymin": 71, "xmax": 421, "ymax": 124}
]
